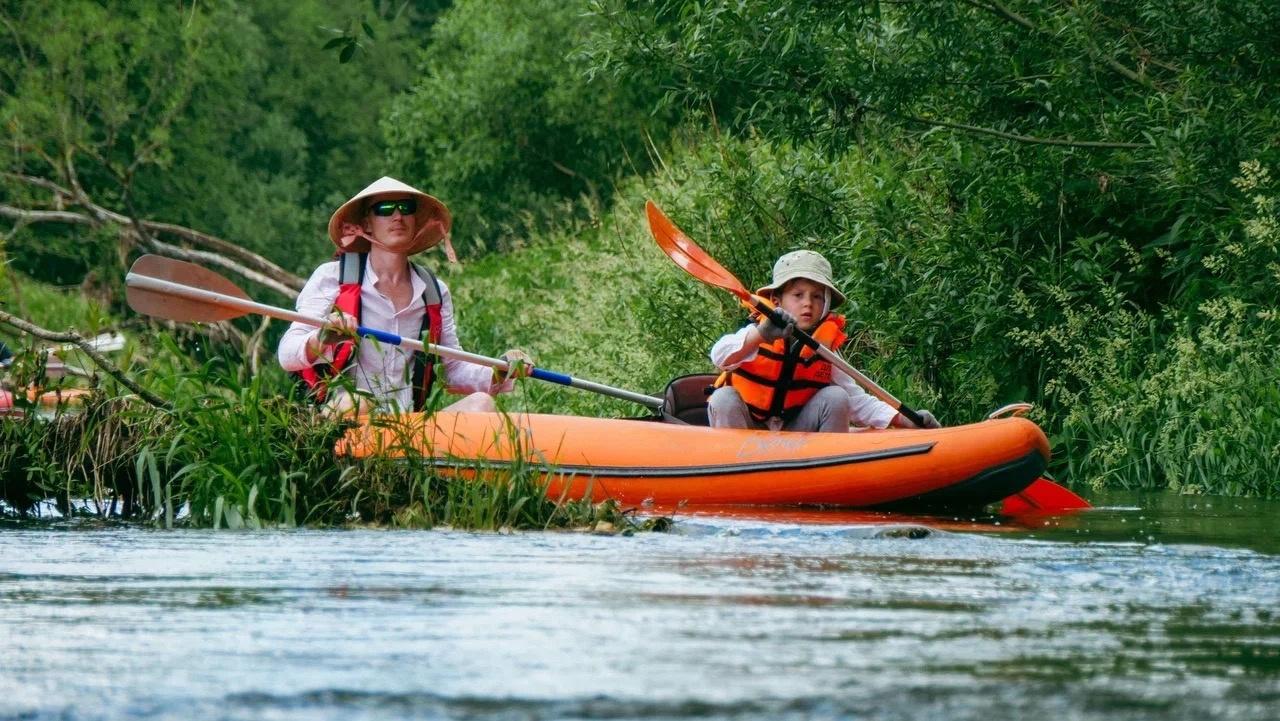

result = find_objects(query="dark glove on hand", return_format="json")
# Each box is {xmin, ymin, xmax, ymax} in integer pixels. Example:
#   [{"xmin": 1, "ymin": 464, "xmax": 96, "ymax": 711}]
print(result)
[{"xmin": 757, "ymin": 308, "xmax": 796, "ymax": 343}]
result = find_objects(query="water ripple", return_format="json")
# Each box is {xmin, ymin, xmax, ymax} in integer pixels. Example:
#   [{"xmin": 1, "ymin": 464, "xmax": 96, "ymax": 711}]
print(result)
[{"xmin": 1, "ymin": 490, "xmax": 1278, "ymax": 720}]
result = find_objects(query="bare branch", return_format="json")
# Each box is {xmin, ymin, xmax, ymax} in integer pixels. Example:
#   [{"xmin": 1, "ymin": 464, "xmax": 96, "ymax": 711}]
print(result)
[
  {"xmin": 139, "ymin": 234, "xmax": 301, "ymax": 298},
  {"xmin": 1064, "ymin": 1, "xmax": 1150, "ymax": 87},
  {"xmin": 3, "ymin": 172, "xmax": 304, "ymax": 292},
  {"xmin": 1, "ymin": 202, "xmax": 302, "ymax": 297},
  {"xmin": 62, "ymin": 150, "xmax": 105, "ymax": 222},
  {"xmin": 0, "ymin": 310, "xmax": 169, "ymax": 410},
  {"xmin": 959, "ymin": 0, "xmax": 1033, "ymax": 31},
  {"xmin": 0, "ymin": 204, "xmax": 96, "ymax": 226},
  {"xmin": 961, "ymin": 0, "xmax": 1159, "ymax": 89},
  {"xmin": 0, "ymin": 10, "xmax": 29, "ymax": 67},
  {"xmin": 887, "ymin": 110, "xmax": 1150, "ymax": 149},
  {"xmin": 138, "ymin": 220, "xmax": 302, "ymax": 290},
  {"xmin": 4, "ymin": 172, "xmax": 75, "ymax": 198}
]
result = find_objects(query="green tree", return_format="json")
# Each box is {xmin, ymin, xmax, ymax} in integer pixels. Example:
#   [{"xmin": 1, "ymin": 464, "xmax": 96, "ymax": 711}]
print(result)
[
  {"xmin": 583, "ymin": 0, "xmax": 1280, "ymax": 492},
  {"xmin": 1, "ymin": 0, "xmax": 444, "ymax": 286},
  {"xmin": 383, "ymin": 0, "xmax": 674, "ymax": 251}
]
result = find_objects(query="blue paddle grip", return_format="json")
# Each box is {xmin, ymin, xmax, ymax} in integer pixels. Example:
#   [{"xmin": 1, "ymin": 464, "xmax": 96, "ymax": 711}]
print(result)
[
  {"xmin": 530, "ymin": 368, "xmax": 572, "ymax": 385},
  {"xmin": 356, "ymin": 326, "xmax": 402, "ymax": 345}
]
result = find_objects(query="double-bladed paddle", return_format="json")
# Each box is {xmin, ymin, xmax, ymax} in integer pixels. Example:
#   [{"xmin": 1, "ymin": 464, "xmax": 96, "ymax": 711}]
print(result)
[
  {"xmin": 646, "ymin": 201, "xmax": 934, "ymax": 429},
  {"xmin": 644, "ymin": 201, "xmax": 1091, "ymax": 514},
  {"xmin": 124, "ymin": 254, "xmax": 664, "ymax": 410}
]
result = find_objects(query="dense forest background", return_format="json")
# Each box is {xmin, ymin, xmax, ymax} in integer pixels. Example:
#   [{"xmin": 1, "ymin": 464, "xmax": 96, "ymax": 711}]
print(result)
[{"xmin": 2, "ymin": 0, "xmax": 1279, "ymax": 497}]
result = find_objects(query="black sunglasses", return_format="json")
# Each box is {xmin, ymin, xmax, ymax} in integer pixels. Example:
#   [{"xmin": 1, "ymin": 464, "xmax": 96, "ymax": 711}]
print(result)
[{"xmin": 369, "ymin": 198, "xmax": 419, "ymax": 217}]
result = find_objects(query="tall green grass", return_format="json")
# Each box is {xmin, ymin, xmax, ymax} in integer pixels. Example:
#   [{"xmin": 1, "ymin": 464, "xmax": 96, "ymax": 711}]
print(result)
[{"xmin": 1, "ymin": 343, "xmax": 647, "ymax": 531}]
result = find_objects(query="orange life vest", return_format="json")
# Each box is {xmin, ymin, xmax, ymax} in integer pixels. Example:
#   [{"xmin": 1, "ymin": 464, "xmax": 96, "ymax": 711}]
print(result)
[
  {"xmin": 295, "ymin": 253, "xmax": 443, "ymax": 411},
  {"xmin": 729, "ymin": 314, "xmax": 848, "ymax": 422}
]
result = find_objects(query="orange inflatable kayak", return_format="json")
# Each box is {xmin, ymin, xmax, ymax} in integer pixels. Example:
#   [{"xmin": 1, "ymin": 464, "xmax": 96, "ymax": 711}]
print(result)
[{"xmin": 336, "ymin": 412, "xmax": 1050, "ymax": 509}]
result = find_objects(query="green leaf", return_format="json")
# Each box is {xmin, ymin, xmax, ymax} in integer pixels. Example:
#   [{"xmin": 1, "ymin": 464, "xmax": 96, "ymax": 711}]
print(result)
[
  {"xmin": 781, "ymin": 26, "xmax": 797, "ymax": 56},
  {"xmin": 339, "ymin": 42, "xmax": 356, "ymax": 63},
  {"xmin": 322, "ymin": 36, "xmax": 347, "ymax": 50},
  {"xmin": 362, "ymin": 21, "xmax": 375, "ymax": 40}
]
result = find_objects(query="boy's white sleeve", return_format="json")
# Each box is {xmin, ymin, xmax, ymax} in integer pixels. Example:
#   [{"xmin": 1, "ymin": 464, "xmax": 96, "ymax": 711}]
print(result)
[
  {"xmin": 832, "ymin": 368, "xmax": 899, "ymax": 429},
  {"xmin": 709, "ymin": 326, "xmax": 758, "ymax": 371}
]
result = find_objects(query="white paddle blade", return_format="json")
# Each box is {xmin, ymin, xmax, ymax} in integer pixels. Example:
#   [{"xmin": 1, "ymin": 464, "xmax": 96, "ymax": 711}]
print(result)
[{"xmin": 125, "ymin": 255, "xmax": 253, "ymax": 323}]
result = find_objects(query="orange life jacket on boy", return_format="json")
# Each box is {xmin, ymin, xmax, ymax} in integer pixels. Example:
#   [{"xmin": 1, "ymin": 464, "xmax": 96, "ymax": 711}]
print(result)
[
  {"xmin": 728, "ymin": 314, "xmax": 848, "ymax": 422},
  {"xmin": 295, "ymin": 252, "xmax": 443, "ymax": 411}
]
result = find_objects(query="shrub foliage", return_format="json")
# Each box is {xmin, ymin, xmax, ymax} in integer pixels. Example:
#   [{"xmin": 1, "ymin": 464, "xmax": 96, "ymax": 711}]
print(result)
[{"xmin": 3, "ymin": 0, "xmax": 1279, "ymax": 509}]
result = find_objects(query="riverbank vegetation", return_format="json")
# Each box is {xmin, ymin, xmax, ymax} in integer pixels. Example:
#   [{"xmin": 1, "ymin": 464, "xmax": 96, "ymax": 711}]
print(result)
[
  {"xmin": 0, "ymin": 338, "xmax": 639, "ymax": 531},
  {"xmin": 2, "ymin": 0, "xmax": 1278, "ymax": 524}
]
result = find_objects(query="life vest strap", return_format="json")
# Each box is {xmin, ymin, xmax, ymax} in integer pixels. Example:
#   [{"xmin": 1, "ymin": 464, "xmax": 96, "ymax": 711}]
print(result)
[
  {"xmin": 294, "ymin": 253, "xmax": 443, "ymax": 411},
  {"xmin": 338, "ymin": 252, "xmax": 366, "ymax": 286},
  {"xmin": 727, "ymin": 314, "xmax": 847, "ymax": 422}
]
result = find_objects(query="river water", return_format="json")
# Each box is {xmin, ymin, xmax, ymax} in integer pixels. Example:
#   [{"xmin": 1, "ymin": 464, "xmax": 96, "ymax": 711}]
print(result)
[{"xmin": 1, "ymin": 490, "xmax": 1278, "ymax": 720}]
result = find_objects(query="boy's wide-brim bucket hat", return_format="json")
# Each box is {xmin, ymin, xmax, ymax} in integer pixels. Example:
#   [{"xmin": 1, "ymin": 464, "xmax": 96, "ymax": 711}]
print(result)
[
  {"xmin": 327, "ymin": 176, "xmax": 452, "ymax": 255},
  {"xmin": 755, "ymin": 250, "xmax": 846, "ymax": 307}
]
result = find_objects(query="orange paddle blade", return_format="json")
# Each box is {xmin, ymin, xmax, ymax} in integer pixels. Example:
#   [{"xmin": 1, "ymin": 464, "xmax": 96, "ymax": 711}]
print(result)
[
  {"xmin": 125, "ymin": 255, "xmax": 253, "ymax": 323},
  {"xmin": 645, "ymin": 200, "xmax": 751, "ymax": 299},
  {"xmin": 1000, "ymin": 478, "xmax": 1092, "ymax": 515}
]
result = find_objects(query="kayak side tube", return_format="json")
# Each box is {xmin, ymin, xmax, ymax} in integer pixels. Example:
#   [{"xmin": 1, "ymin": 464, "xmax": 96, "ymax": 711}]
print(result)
[{"xmin": 336, "ymin": 413, "xmax": 1050, "ymax": 509}]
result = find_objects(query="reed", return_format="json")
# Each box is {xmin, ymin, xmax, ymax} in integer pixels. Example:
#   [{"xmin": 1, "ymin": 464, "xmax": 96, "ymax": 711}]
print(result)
[
  {"xmin": 0, "ymin": 355, "xmax": 648, "ymax": 531},
  {"xmin": 0, "ymin": 395, "xmax": 161, "ymax": 517},
  {"xmin": 329, "ymin": 389, "xmax": 632, "ymax": 531}
]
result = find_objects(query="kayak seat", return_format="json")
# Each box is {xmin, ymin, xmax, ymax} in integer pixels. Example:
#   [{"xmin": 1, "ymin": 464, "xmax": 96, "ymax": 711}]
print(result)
[{"xmin": 661, "ymin": 373, "xmax": 716, "ymax": 426}]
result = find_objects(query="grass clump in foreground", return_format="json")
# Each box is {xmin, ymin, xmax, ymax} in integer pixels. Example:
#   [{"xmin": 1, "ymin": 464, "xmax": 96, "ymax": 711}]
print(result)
[{"xmin": 1, "ymin": 358, "xmax": 656, "ymax": 533}]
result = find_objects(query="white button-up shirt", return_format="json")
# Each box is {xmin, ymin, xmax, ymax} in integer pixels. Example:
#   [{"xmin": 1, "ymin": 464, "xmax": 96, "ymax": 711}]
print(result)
[
  {"xmin": 278, "ymin": 260, "xmax": 508, "ymax": 411},
  {"xmin": 710, "ymin": 325, "xmax": 899, "ymax": 428}
]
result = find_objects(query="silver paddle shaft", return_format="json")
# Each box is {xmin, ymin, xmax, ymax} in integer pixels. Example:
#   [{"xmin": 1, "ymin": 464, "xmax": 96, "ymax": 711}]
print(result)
[{"xmin": 127, "ymin": 273, "xmax": 664, "ymax": 409}]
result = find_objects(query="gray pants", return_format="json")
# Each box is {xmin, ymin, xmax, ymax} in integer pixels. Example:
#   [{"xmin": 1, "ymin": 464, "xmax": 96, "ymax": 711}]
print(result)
[{"xmin": 707, "ymin": 385, "xmax": 850, "ymax": 433}]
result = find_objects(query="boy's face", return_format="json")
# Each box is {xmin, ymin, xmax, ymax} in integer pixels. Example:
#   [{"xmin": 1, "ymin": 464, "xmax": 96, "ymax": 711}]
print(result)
[{"xmin": 776, "ymin": 278, "xmax": 828, "ymax": 331}]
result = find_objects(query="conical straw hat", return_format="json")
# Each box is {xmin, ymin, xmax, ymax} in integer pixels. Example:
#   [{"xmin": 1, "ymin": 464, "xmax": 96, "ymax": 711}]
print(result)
[{"xmin": 327, "ymin": 176, "xmax": 451, "ymax": 255}]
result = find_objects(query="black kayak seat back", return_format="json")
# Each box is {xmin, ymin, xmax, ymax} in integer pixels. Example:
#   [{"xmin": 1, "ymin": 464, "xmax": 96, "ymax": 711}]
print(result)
[{"xmin": 662, "ymin": 373, "xmax": 717, "ymax": 426}]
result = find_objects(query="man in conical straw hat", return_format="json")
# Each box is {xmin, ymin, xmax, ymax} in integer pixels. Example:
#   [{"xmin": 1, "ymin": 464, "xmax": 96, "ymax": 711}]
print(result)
[
  {"xmin": 279, "ymin": 176, "xmax": 532, "ymax": 414},
  {"xmin": 707, "ymin": 249, "xmax": 940, "ymax": 432}
]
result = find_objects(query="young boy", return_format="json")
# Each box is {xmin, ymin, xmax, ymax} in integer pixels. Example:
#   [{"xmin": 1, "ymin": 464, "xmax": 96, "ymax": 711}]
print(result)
[{"xmin": 707, "ymin": 250, "xmax": 939, "ymax": 432}]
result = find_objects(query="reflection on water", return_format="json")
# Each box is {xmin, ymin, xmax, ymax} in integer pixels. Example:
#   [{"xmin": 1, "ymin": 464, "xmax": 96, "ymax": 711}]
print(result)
[
  {"xmin": 1015, "ymin": 490, "xmax": 1280, "ymax": 555},
  {"xmin": 1, "ymin": 490, "xmax": 1278, "ymax": 720}
]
